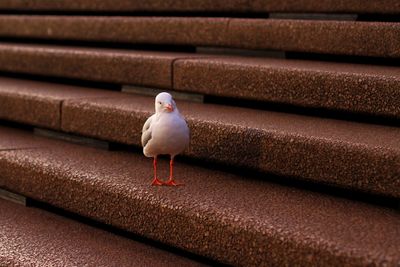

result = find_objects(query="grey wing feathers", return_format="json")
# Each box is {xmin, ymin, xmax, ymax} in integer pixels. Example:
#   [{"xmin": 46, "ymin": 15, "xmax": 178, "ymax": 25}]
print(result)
[{"xmin": 141, "ymin": 115, "xmax": 154, "ymax": 147}]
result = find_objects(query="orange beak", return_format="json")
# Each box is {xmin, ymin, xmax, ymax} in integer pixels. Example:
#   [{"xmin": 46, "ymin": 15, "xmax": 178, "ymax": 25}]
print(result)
[{"xmin": 165, "ymin": 103, "xmax": 174, "ymax": 112}]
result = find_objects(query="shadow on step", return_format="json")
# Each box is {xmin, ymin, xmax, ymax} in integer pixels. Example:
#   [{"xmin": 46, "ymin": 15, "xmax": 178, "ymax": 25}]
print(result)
[
  {"xmin": 110, "ymin": 142, "xmax": 400, "ymax": 211},
  {"xmin": 286, "ymin": 51, "xmax": 400, "ymax": 67},
  {"xmin": 1, "ymin": 119, "xmax": 398, "ymax": 212},
  {"xmin": 0, "ymin": 70, "xmax": 122, "ymax": 91},
  {"xmin": 204, "ymin": 94, "xmax": 400, "ymax": 128}
]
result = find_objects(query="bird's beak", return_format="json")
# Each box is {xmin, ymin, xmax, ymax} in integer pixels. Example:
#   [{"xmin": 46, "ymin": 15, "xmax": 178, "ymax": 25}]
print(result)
[{"xmin": 164, "ymin": 103, "xmax": 174, "ymax": 112}]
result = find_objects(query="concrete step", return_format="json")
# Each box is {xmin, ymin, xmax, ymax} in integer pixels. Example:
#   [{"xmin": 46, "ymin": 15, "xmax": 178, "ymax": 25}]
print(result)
[
  {"xmin": 174, "ymin": 56, "xmax": 400, "ymax": 119},
  {"xmin": 0, "ymin": 0, "xmax": 398, "ymax": 14},
  {"xmin": 0, "ymin": 16, "xmax": 398, "ymax": 57},
  {"xmin": 0, "ymin": 198, "xmax": 205, "ymax": 266},
  {"xmin": 0, "ymin": 44, "xmax": 399, "ymax": 119},
  {"xmin": 0, "ymin": 78, "xmax": 399, "ymax": 197},
  {"xmin": 228, "ymin": 19, "xmax": 400, "ymax": 58},
  {"xmin": 0, "ymin": 126, "xmax": 399, "ymax": 266},
  {"xmin": 0, "ymin": 43, "xmax": 201, "ymax": 89},
  {"xmin": 0, "ymin": 77, "xmax": 118, "ymax": 129}
]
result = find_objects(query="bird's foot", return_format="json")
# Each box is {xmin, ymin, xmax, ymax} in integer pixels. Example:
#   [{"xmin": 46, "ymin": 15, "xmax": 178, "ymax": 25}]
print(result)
[
  {"xmin": 164, "ymin": 180, "xmax": 184, "ymax": 186},
  {"xmin": 151, "ymin": 178, "xmax": 164, "ymax": 186}
]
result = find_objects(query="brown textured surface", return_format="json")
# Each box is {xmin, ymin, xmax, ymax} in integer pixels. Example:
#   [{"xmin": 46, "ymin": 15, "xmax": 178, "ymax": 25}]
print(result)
[
  {"xmin": 0, "ymin": 43, "xmax": 198, "ymax": 89},
  {"xmin": 0, "ymin": 126, "xmax": 53, "ymax": 150},
  {"xmin": 0, "ymin": 0, "xmax": 249, "ymax": 12},
  {"xmin": 0, "ymin": 77, "xmax": 118, "ymax": 129},
  {"xmin": 228, "ymin": 19, "xmax": 400, "ymax": 58},
  {"xmin": 253, "ymin": 0, "xmax": 400, "ymax": 14},
  {"xmin": 61, "ymin": 93, "xmax": 400, "ymax": 197},
  {"xmin": 0, "ymin": 199, "xmax": 204, "ymax": 267},
  {"xmin": 0, "ymin": 0, "xmax": 398, "ymax": 14},
  {"xmin": 0, "ymin": 130, "xmax": 399, "ymax": 266},
  {"xmin": 0, "ymin": 16, "xmax": 229, "ymax": 47},
  {"xmin": 0, "ymin": 17, "xmax": 399, "ymax": 58},
  {"xmin": 174, "ymin": 56, "xmax": 400, "ymax": 118}
]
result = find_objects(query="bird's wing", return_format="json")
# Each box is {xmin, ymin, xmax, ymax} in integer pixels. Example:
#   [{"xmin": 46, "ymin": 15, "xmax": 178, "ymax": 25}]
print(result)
[{"xmin": 141, "ymin": 114, "xmax": 155, "ymax": 147}]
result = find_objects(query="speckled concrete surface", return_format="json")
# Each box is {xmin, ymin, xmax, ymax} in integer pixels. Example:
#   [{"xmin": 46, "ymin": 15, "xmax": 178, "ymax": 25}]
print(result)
[
  {"xmin": 0, "ymin": 199, "xmax": 205, "ymax": 267},
  {"xmin": 228, "ymin": 19, "xmax": 400, "ymax": 58},
  {"xmin": 0, "ymin": 0, "xmax": 250, "ymax": 12},
  {"xmin": 174, "ymin": 56, "xmax": 400, "ymax": 118},
  {"xmin": 0, "ymin": 126, "xmax": 55, "ymax": 150},
  {"xmin": 0, "ymin": 77, "xmax": 118, "ymax": 129},
  {"xmin": 0, "ymin": 131, "xmax": 399, "ymax": 266},
  {"xmin": 61, "ymin": 93, "xmax": 400, "ymax": 198},
  {"xmin": 0, "ymin": 0, "xmax": 398, "ymax": 14},
  {"xmin": 0, "ymin": 16, "xmax": 229, "ymax": 48},
  {"xmin": 253, "ymin": 0, "xmax": 400, "ymax": 14},
  {"xmin": 0, "ymin": 43, "xmax": 200, "ymax": 89},
  {"xmin": 0, "ymin": 17, "xmax": 398, "ymax": 58},
  {"xmin": 0, "ymin": 79, "xmax": 398, "ymax": 196}
]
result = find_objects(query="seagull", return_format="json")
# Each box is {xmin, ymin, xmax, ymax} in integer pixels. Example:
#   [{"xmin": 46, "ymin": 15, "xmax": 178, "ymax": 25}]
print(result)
[{"xmin": 141, "ymin": 92, "xmax": 190, "ymax": 186}]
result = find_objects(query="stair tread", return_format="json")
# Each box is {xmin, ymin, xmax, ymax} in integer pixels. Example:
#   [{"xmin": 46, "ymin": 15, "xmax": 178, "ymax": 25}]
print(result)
[
  {"xmin": 228, "ymin": 19, "xmax": 400, "ymax": 58},
  {"xmin": 177, "ymin": 56, "xmax": 400, "ymax": 75},
  {"xmin": 0, "ymin": 0, "xmax": 249, "ymax": 13},
  {"xmin": 65, "ymin": 94, "xmax": 400, "ymax": 149},
  {"xmin": 0, "ymin": 77, "xmax": 399, "ymax": 197},
  {"xmin": 62, "ymin": 93, "xmax": 400, "ymax": 197},
  {"xmin": 0, "ymin": 0, "xmax": 398, "ymax": 14},
  {"xmin": 0, "ymin": 77, "xmax": 119, "ymax": 129},
  {"xmin": 0, "ymin": 199, "xmax": 204, "ymax": 266},
  {"xmin": 0, "ymin": 42, "xmax": 399, "ymax": 119},
  {"xmin": 0, "ymin": 43, "xmax": 201, "ymax": 89},
  {"xmin": 0, "ymin": 16, "xmax": 229, "ymax": 48},
  {"xmin": 0, "ymin": 127, "xmax": 399, "ymax": 266},
  {"xmin": 253, "ymin": 0, "xmax": 400, "ymax": 14},
  {"xmin": 0, "ymin": 126, "xmax": 55, "ymax": 150},
  {"xmin": 174, "ymin": 56, "xmax": 400, "ymax": 118},
  {"xmin": 0, "ymin": 16, "xmax": 398, "ymax": 57}
]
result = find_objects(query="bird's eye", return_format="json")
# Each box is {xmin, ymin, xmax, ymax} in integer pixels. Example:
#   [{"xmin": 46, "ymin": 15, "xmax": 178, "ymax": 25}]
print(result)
[{"xmin": 158, "ymin": 101, "xmax": 162, "ymax": 105}]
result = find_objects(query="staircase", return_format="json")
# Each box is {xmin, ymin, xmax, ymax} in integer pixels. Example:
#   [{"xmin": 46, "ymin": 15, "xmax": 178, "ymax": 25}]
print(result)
[{"xmin": 0, "ymin": 2, "xmax": 399, "ymax": 266}]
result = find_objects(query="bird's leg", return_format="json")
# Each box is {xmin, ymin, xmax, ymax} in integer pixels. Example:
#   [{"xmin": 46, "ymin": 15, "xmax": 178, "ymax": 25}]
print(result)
[
  {"xmin": 151, "ymin": 157, "xmax": 163, "ymax": 186},
  {"xmin": 165, "ymin": 157, "xmax": 184, "ymax": 186}
]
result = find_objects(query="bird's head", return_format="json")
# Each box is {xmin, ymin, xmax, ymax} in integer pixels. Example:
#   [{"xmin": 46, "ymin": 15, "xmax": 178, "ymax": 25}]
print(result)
[{"xmin": 155, "ymin": 92, "xmax": 177, "ymax": 113}]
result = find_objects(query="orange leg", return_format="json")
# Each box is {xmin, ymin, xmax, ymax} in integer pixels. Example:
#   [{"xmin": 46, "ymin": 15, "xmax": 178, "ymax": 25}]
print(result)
[
  {"xmin": 165, "ymin": 157, "xmax": 184, "ymax": 186},
  {"xmin": 151, "ymin": 157, "xmax": 163, "ymax": 186}
]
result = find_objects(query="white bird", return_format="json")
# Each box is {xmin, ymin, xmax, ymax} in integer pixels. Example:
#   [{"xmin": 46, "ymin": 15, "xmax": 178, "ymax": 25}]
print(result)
[{"xmin": 141, "ymin": 92, "xmax": 190, "ymax": 186}]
